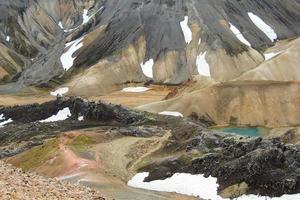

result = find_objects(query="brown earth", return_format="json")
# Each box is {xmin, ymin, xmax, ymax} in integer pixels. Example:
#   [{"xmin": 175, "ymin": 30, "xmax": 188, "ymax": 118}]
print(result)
[
  {"xmin": 88, "ymin": 85, "xmax": 172, "ymax": 108},
  {"xmin": 138, "ymin": 81, "xmax": 300, "ymax": 127}
]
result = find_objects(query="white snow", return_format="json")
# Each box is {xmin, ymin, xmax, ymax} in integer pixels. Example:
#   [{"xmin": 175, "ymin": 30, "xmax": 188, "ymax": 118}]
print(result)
[
  {"xmin": 58, "ymin": 21, "xmax": 75, "ymax": 32},
  {"xmin": 140, "ymin": 59, "xmax": 154, "ymax": 78},
  {"xmin": 128, "ymin": 172, "xmax": 300, "ymax": 200},
  {"xmin": 6, "ymin": 36, "xmax": 10, "ymax": 42},
  {"xmin": 248, "ymin": 12, "xmax": 277, "ymax": 41},
  {"xmin": 264, "ymin": 52, "xmax": 280, "ymax": 61},
  {"xmin": 196, "ymin": 52, "xmax": 211, "ymax": 77},
  {"xmin": 58, "ymin": 21, "xmax": 64, "ymax": 29},
  {"xmin": 122, "ymin": 87, "xmax": 150, "ymax": 93},
  {"xmin": 39, "ymin": 107, "xmax": 71, "ymax": 123},
  {"xmin": 82, "ymin": 9, "xmax": 92, "ymax": 24},
  {"xmin": 159, "ymin": 111, "xmax": 183, "ymax": 117},
  {"xmin": 82, "ymin": 7, "xmax": 104, "ymax": 25},
  {"xmin": 50, "ymin": 87, "xmax": 69, "ymax": 96},
  {"xmin": 180, "ymin": 16, "xmax": 193, "ymax": 44},
  {"xmin": 0, "ymin": 118, "xmax": 13, "ymax": 127},
  {"xmin": 60, "ymin": 37, "xmax": 84, "ymax": 71},
  {"xmin": 0, "ymin": 114, "xmax": 13, "ymax": 127},
  {"xmin": 229, "ymin": 23, "xmax": 251, "ymax": 46},
  {"xmin": 78, "ymin": 116, "xmax": 84, "ymax": 121},
  {"xmin": 128, "ymin": 173, "xmax": 222, "ymax": 200}
]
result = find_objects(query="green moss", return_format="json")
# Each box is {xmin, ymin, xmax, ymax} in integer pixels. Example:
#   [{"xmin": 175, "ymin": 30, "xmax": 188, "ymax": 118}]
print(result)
[
  {"xmin": 178, "ymin": 151, "xmax": 204, "ymax": 165},
  {"xmin": 132, "ymin": 159, "xmax": 152, "ymax": 171},
  {"xmin": 15, "ymin": 139, "xmax": 59, "ymax": 170},
  {"xmin": 68, "ymin": 135, "xmax": 98, "ymax": 153}
]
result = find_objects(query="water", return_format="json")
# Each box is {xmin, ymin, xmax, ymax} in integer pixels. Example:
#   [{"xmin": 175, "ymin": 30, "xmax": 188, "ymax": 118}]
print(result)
[{"xmin": 214, "ymin": 127, "xmax": 268, "ymax": 137}]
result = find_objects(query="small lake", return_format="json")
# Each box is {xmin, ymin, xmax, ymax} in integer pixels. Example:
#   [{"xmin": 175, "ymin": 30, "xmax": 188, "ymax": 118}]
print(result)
[{"xmin": 212, "ymin": 127, "xmax": 268, "ymax": 137}]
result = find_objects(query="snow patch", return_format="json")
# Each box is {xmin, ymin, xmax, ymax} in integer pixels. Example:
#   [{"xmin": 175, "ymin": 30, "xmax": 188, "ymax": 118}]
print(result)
[
  {"xmin": 122, "ymin": 87, "xmax": 150, "ymax": 93},
  {"xmin": 128, "ymin": 173, "xmax": 221, "ymax": 200},
  {"xmin": 128, "ymin": 172, "xmax": 300, "ymax": 200},
  {"xmin": 180, "ymin": 16, "xmax": 192, "ymax": 44},
  {"xmin": 141, "ymin": 59, "xmax": 154, "ymax": 78},
  {"xmin": 39, "ymin": 108, "xmax": 71, "ymax": 123},
  {"xmin": 58, "ymin": 21, "xmax": 75, "ymax": 32},
  {"xmin": 60, "ymin": 37, "xmax": 84, "ymax": 71},
  {"xmin": 196, "ymin": 52, "xmax": 211, "ymax": 77},
  {"xmin": 50, "ymin": 87, "xmax": 69, "ymax": 96},
  {"xmin": 78, "ymin": 116, "xmax": 84, "ymax": 121},
  {"xmin": 264, "ymin": 52, "xmax": 280, "ymax": 61},
  {"xmin": 82, "ymin": 9, "xmax": 92, "ymax": 24},
  {"xmin": 6, "ymin": 36, "xmax": 10, "ymax": 42},
  {"xmin": 248, "ymin": 12, "xmax": 277, "ymax": 41},
  {"xmin": 229, "ymin": 23, "xmax": 251, "ymax": 46},
  {"xmin": 0, "ymin": 119, "xmax": 13, "ymax": 127},
  {"xmin": 0, "ymin": 114, "xmax": 13, "ymax": 127},
  {"xmin": 82, "ymin": 7, "xmax": 104, "ymax": 25},
  {"xmin": 159, "ymin": 111, "xmax": 183, "ymax": 117},
  {"xmin": 58, "ymin": 21, "xmax": 64, "ymax": 29}
]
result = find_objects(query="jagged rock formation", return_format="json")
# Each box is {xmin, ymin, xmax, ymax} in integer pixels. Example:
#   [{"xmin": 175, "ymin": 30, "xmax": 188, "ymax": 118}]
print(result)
[
  {"xmin": 0, "ymin": 97, "xmax": 159, "ymax": 158},
  {"xmin": 0, "ymin": 0, "xmax": 299, "ymax": 93},
  {"xmin": 142, "ymin": 132, "xmax": 300, "ymax": 198}
]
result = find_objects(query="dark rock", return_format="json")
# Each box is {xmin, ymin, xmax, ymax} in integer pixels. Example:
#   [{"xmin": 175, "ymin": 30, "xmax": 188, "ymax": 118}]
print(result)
[{"xmin": 144, "ymin": 132, "xmax": 300, "ymax": 197}]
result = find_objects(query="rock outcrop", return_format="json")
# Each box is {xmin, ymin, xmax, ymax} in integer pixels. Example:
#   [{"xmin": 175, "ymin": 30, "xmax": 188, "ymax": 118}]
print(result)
[{"xmin": 142, "ymin": 131, "xmax": 300, "ymax": 198}]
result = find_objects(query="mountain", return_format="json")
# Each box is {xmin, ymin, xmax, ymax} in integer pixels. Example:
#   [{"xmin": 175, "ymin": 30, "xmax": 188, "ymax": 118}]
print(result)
[
  {"xmin": 0, "ymin": 1, "xmax": 300, "ymax": 200},
  {"xmin": 0, "ymin": 0, "xmax": 299, "ymax": 88}
]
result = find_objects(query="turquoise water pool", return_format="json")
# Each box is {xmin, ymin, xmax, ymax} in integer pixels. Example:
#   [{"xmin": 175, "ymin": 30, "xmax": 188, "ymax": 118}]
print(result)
[{"xmin": 213, "ymin": 127, "xmax": 268, "ymax": 137}]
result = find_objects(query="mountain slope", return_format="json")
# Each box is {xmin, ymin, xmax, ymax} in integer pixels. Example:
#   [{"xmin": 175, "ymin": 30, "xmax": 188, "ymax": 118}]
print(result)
[{"xmin": 0, "ymin": 0, "xmax": 299, "ymax": 94}]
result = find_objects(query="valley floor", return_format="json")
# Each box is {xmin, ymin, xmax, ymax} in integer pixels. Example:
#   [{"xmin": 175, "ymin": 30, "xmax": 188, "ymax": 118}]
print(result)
[{"xmin": 1, "ymin": 83, "xmax": 300, "ymax": 200}]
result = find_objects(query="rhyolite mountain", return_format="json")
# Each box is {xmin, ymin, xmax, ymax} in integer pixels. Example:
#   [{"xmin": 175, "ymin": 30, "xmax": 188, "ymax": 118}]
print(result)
[
  {"xmin": 1, "ymin": 1, "xmax": 300, "ymax": 199},
  {"xmin": 1, "ymin": 0, "xmax": 300, "ymax": 88},
  {"xmin": 0, "ymin": 0, "xmax": 300, "ymax": 126}
]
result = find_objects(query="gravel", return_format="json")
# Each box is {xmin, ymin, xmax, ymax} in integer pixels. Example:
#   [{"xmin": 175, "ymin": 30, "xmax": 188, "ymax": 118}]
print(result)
[{"xmin": 0, "ymin": 161, "xmax": 106, "ymax": 200}]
